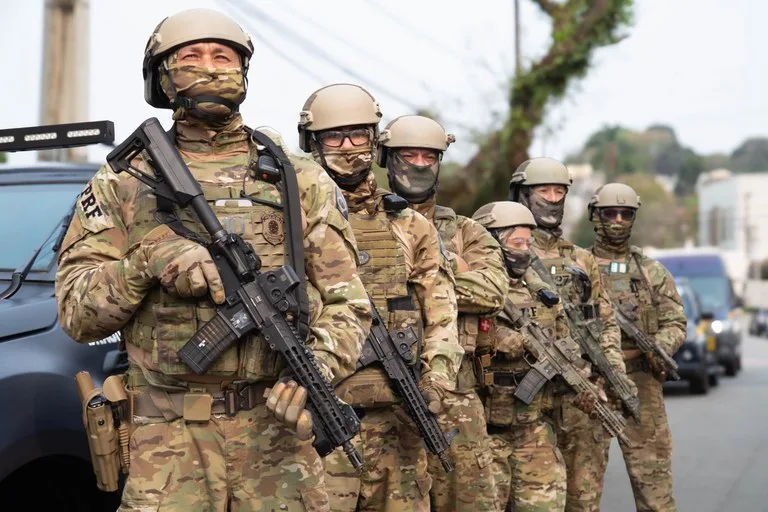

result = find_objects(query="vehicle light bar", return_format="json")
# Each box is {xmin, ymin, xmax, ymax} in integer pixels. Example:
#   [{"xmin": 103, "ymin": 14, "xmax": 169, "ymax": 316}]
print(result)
[{"xmin": 0, "ymin": 120, "xmax": 115, "ymax": 152}]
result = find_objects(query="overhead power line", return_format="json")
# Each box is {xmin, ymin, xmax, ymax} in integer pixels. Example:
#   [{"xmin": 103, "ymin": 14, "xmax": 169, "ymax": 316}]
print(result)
[{"xmin": 224, "ymin": 0, "xmax": 425, "ymax": 113}]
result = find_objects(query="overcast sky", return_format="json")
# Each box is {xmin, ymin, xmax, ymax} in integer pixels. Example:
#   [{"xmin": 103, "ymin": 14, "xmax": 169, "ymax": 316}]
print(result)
[{"xmin": 1, "ymin": 0, "xmax": 764, "ymax": 166}]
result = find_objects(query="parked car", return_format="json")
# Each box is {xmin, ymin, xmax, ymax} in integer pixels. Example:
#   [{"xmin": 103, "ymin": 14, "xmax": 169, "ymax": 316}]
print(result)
[
  {"xmin": 748, "ymin": 308, "xmax": 768, "ymax": 337},
  {"xmin": 0, "ymin": 123, "xmax": 125, "ymax": 510},
  {"xmin": 653, "ymin": 248, "xmax": 743, "ymax": 377},
  {"xmin": 673, "ymin": 277, "xmax": 722, "ymax": 394}
]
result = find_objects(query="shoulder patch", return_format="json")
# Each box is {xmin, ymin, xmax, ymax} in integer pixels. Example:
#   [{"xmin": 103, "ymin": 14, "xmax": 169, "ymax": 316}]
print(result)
[
  {"xmin": 74, "ymin": 177, "xmax": 115, "ymax": 234},
  {"xmin": 335, "ymin": 186, "xmax": 349, "ymax": 220}
]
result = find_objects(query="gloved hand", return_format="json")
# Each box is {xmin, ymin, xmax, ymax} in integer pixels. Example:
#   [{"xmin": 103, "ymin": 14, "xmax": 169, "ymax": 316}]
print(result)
[
  {"xmin": 141, "ymin": 225, "xmax": 225, "ymax": 304},
  {"xmin": 265, "ymin": 377, "xmax": 314, "ymax": 441},
  {"xmin": 419, "ymin": 374, "xmax": 448, "ymax": 415},
  {"xmin": 495, "ymin": 326, "xmax": 526, "ymax": 360},
  {"xmin": 574, "ymin": 390, "xmax": 599, "ymax": 419},
  {"xmin": 645, "ymin": 352, "xmax": 667, "ymax": 381},
  {"xmin": 595, "ymin": 376, "xmax": 624, "ymax": 414}
]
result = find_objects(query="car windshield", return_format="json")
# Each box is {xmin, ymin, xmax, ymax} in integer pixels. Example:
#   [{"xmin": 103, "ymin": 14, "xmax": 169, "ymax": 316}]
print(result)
[
  {"xmin": 685, "ymin": 276, "xmax": 730, "ymax": 313},
  {"xmin": 0, "ymin": 183, "xmax": 85, "ymax": 271},
  {"xmin": 679, "ymin": 290, "xmax": 694, "ymax": 319}
]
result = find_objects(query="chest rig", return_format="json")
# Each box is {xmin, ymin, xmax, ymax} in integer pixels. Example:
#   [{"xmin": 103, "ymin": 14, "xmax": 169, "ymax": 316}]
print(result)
[
  {"xmin": 122, "ymin": 130, "xmax": 308, "ymax": 380},
  {"xmin": 532, "ymin": 238, "xmax": 599, "ymax": 320},
  {"xmin": 433, "ymin": 205, "xmax": 487, "ymax": 355},
  {"xmin": 596, "ymin": 247, "xmax": 659, "ymax": 350},
  {"xmin": 484, "ymin": 280, "xmax": 558, "ymax": 427},
  {"xmin": 334, "ymin": 192, "xmax": 423, "ymax": 409}
]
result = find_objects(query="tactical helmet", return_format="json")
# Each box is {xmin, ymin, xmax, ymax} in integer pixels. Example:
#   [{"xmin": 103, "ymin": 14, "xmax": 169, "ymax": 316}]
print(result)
[
  {"xmin": 508, "ymin": 157, "xmax": 573, "ymax": 200},
  {"xmin": 298, "ymin": 83, "xmax": 382, "ymax": 152},
  {"xmin": 375, "ymin": 115, "xmax": 455, "ymax": 167},
  {"xmin": 143, "ymin": 8, "xmax": 254, "ymax": 109},
  {"xmin": 472, "ymin": 201, "xmax": 537, "ymax": 230},
  {"xmin": 588, "ymin": 182, "xmax": 641, "ymax": 218}
]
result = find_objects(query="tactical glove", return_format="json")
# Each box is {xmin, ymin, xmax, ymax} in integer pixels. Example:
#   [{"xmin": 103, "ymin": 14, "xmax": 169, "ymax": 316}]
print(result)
[
  {"xmin": 495, "ymin": 327, "xmax": 526, "ymax": 360},
  {"xmin": 645, "ymin": 352, "xmax": 667, "ymax": 381},
  {"xmin": 265, "ymin": 377, "xmax": 314, "ymax": 441},
  {"xmin": 419, "ymin": 374, "xmax": 449, "ymax": 415},
  {"xmin": 141, "ymin": 225, "xmax": 225, "ymax": 304}
]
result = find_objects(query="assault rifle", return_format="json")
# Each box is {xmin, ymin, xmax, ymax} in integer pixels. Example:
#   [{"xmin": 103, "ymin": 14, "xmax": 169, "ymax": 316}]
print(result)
[
  {"xmin": 614, "ymin": 308, "xmax": 680, "ymax": 381},
  {"xmin": 358, "ymin": 297, "xmax": 455, "ymax": 472},
  {"xmin": 106, "ymin": 117, "xmax": 363, "ymax": 469},
  {"xmin": 504, "ymin": 299, "xmax": 630, "ymax": 445},
  {"xmin": 530, "ymin": 260, "xmax": 641, "ymax": 424}
]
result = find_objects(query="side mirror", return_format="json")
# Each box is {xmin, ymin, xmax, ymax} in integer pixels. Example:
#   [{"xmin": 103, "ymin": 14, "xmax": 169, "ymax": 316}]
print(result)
[{"xmin": 700, "ymin": 311, "xmax": 715, "ymax": 321}]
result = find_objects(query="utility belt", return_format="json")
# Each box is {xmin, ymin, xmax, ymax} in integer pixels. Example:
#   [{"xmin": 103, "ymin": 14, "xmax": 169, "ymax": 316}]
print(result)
[
  {"xmin": 127, "ymin": 367, "xmax": 273, "ymax": 422},
  {"xmin": 625, "ymin": 357, "xmax": 652, "ymax": 374}
]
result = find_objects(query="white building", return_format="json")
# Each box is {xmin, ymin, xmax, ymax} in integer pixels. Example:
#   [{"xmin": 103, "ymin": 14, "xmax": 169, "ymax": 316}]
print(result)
[{"xmin": 697, "ymin": 169, "xmax": 768, "ymax": 293}]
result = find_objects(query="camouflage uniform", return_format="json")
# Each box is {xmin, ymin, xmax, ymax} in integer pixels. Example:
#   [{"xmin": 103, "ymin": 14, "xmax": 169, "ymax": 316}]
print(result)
[
  {"xmin": 484, "ymin": 270, "xmax": 571, "ymax": 512},
  {"xmin": 411, "ymin": 200, "xmax": 507, "ymax": 512},
  {"xmin": 55, "ymin": 107, "xmax": 371, "ymax": 509},
  {"xmin": 530, "ymin": 230, "xmax": 626, "ymax": 512},
  {"xmin": 320, "ymin": 172, "xmax": 463, "ymax": 512},
  {"xmin": 589, "ymin": 183, "xmax": 685, "ymax": 512}
]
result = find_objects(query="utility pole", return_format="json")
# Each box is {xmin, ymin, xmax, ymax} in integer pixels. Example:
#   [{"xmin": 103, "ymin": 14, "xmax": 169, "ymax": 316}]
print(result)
[
  {"xmin": 514, "ymin": 0, "xmax": 521, "ymax": 75},
  {"xmin": 39, "ymin": 0, "xmax": 90, "ymax": 162}
]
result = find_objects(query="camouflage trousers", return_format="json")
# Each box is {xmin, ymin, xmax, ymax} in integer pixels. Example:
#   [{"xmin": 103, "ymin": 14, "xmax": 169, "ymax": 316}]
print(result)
[
  {"xmin": 427, "ymin": 357, "xmax": 498, "ymax": 512},
  {"xmin": 555, "ymin": 394, "xmax": 611, "ymax": 512},
  {"xmin": 611, "ymin": 370, "xmax": 676, "ymax": 512},
  {"xmin": 119, "ymin": 403, "xmax": 328, "ymax": 511},
  {"xmin": 488, "ymin": 421, "xmax": 566, "ymax": 512},
  {"xmin": 323, "ymin": 405, "xmax": 431, "ymax": 511}
]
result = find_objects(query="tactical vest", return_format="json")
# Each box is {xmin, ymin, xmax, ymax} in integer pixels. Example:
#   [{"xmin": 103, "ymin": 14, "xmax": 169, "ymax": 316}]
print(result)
[
  {"xmin": 596, "ymin": 247, "xmax": 659, "ymax": 350},
  {"xmin": 122, "ymin": 151, "xmax": 292, "ymax": 381},
  {"xmin": 333, "ymin": 199, "xmax": 422, "ymax": 408},
  {"xmin": 433, "ymin": 205, "xmax": 484, "ymax": 354},
  {"xmin": 532, "ymin": 238, "xmax": 576, "ymax": 290},
  {"xmin": 484, "ymin": 279, "xmax": 558, "ymax": 427}
]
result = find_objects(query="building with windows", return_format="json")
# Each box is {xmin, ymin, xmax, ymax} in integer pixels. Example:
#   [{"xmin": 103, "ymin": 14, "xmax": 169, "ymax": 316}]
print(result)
[{"xmin": 696, "ymin": 169, "xmax": 768, "ymax": 293}]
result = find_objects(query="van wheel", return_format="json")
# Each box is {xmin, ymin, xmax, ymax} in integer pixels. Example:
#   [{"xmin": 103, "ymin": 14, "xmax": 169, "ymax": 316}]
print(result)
[
  {"xmin": 708, "ymin": 373, "xmax": 719, "ymax": 387},
  {"xmin": 690, "ymin": 372, "xmax": 710, "ymax": 395}
]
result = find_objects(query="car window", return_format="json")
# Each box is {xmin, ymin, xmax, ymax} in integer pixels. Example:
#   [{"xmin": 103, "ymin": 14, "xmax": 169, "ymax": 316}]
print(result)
[{"xmin": 0, "ymin": 183, "xmax": 86, "ymax": 271}]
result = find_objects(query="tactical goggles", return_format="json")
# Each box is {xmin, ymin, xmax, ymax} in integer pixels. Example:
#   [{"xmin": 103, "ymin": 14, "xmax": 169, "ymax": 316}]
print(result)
[
  {"xmin": 315, "ymin": 128, "xmax": 370, "ymax": 148},
  {"xmin": 497, "ymin": 229, "xmax": 535, "ymax": 250},
  {"xmin": 599, "ymin": 207, "xmax": 636, "ymax": 221}
]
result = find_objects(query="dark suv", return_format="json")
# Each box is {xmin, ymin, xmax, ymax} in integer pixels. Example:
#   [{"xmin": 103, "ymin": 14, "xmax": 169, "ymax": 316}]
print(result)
[
  {"xmin": 0, "ymin": 162, "xmax": 125, "ymax": 510},
  {"xmin": 673, "ymin": 277, "xmax": 722, "ymax": 394}
]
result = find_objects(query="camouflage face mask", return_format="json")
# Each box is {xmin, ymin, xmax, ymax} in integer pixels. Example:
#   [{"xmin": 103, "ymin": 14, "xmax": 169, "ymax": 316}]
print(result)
[
  {"xmin": 502, "ymin": 247, "xmax": 531, "ymax": 278},
  {"xmin": 160, "ymin": 61, "xmax": 245, "ymax": 118},
  {"xmin": 521, "ymin": 191, "xmax": 565, "ymax": 229},
  {"xmin": 387, "ymin": 152, "xmax": 439, "ymax": 203},
  {"xmin": 594, "ymin": 219, "xmax": 634, "ymax": 251},
  {"xmin": 314, "ymin": 146, "xmax": 373, "ymax": 189}
]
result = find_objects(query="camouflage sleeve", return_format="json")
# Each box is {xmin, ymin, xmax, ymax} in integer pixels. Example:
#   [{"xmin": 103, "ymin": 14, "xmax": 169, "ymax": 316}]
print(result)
[
  {"xmin": 54, "ymin": 166, "xmax": 152, "ymax": 342},
  {"xmin": 296, "ymin": 160, "xmax": 371, "ymax": 382},
  {"xmin": 646, "ymin": 258, "xmax": 687, "ymax": 356},
  {"xmin": 452, "ymin": 216, "xmax": 509, "ymax": 315},
  {"xmin": 576, "ymin": 248, "xmax": 626, "ymax": 373},
  {"xmin": 391, "ymin": 211, "xmax": 463, "ymax": 386}
]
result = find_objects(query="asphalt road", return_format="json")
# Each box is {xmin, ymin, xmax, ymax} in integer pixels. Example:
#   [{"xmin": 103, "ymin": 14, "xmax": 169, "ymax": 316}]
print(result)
[{"xmin": 601, "ymin": 331, "xmax": 768, "ymax": 512}]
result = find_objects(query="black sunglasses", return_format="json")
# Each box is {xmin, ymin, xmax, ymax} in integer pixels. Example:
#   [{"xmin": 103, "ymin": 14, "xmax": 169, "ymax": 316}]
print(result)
[{"xmin": 599, "ymin": 207, "xmax": 636, "ymax": 221}]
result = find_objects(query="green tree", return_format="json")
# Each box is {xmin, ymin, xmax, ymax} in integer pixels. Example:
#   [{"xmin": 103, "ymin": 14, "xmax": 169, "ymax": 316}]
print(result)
[
  {"xmin": 729, "ymin": 137, "xmax": 768, "ymax": 172},
  {"xmin": 440, "ymin": 0, "xmax": 634, "ymax": 216},
  {"xmin": 0, "ymin": 152, "xmax": 6, "ymax": 163},
  {"xmin": 673, "ymin": 151, "xmax": 704, "ymax": 196}
]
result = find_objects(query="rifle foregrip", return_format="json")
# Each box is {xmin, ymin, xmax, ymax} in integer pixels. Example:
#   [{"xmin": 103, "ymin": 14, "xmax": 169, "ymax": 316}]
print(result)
[{"xmin": 513, "ymin": 369, "xmax": 547, "ymax": 405}]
